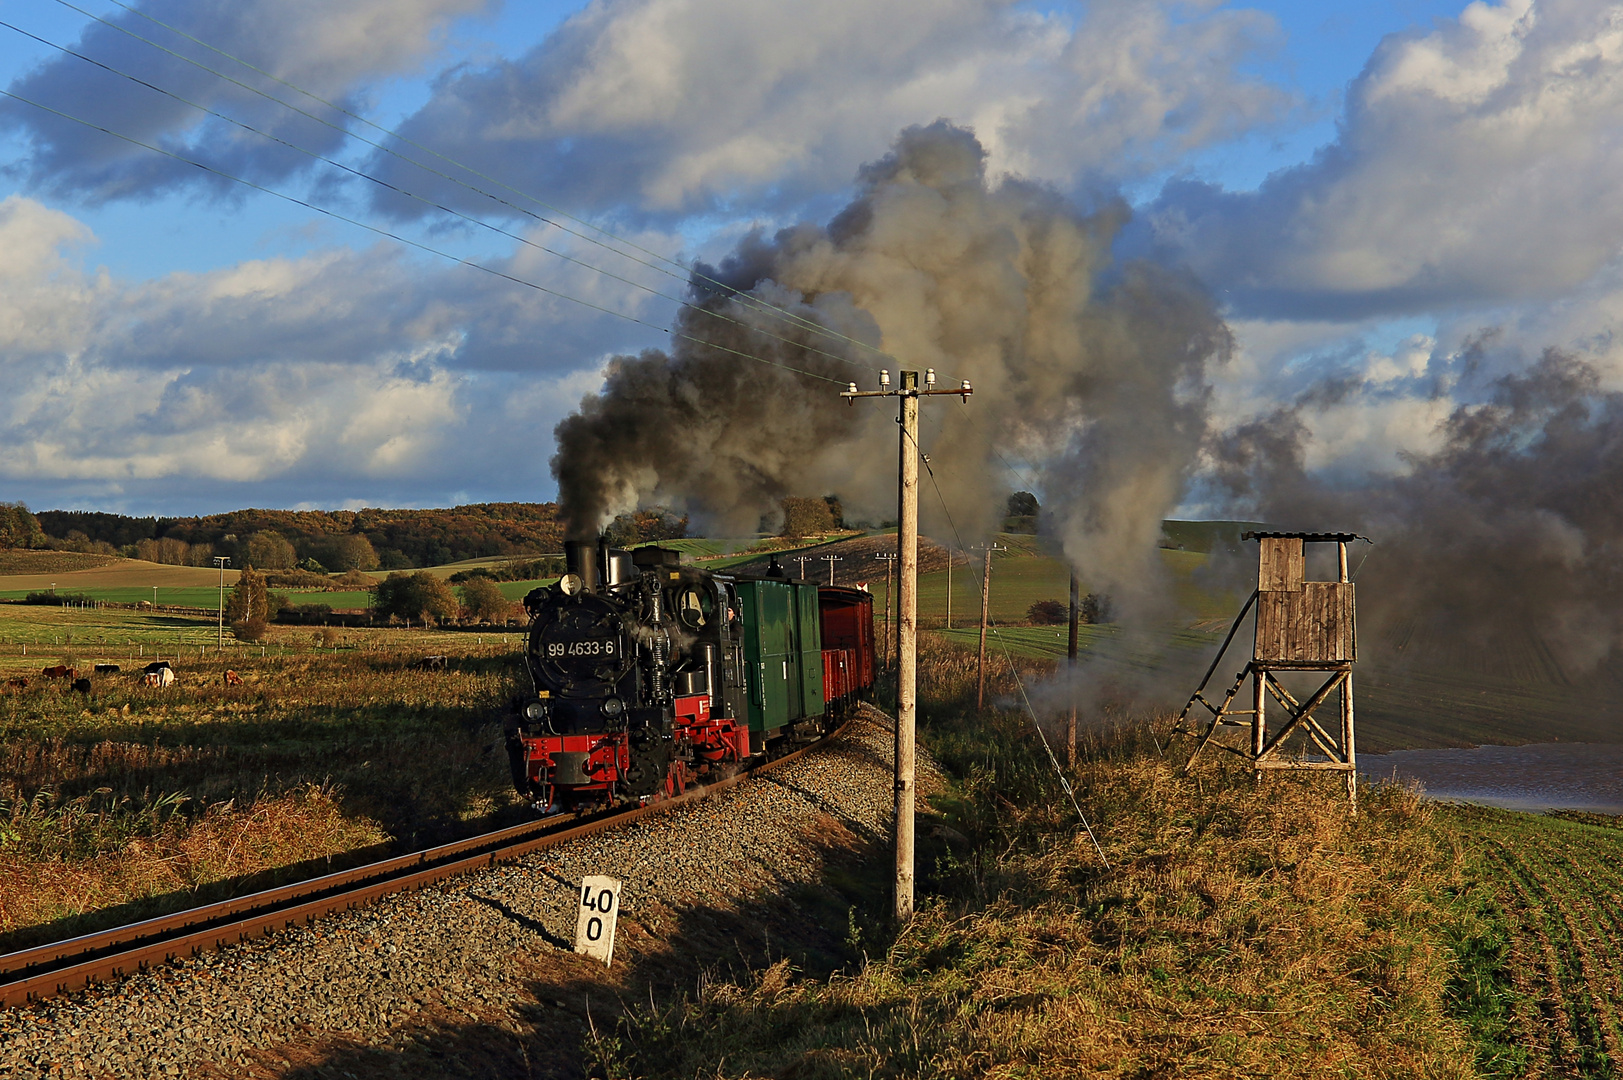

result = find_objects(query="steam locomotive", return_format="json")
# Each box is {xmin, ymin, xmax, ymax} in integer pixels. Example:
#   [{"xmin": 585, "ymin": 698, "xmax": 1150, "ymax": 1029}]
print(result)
[{"xmin": 505, "ymin": 539, "xmax": 875, "ymax": 811}]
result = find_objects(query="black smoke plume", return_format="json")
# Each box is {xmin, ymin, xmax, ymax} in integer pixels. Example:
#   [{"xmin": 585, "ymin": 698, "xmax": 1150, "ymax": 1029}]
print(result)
[
  {"xmin": 553, "ymin": 122, "xmax": 1231, "ymax": 604},
  {"xmin": 1214, "ymin": 348, "xmax": 1623, "ymax": 679}
]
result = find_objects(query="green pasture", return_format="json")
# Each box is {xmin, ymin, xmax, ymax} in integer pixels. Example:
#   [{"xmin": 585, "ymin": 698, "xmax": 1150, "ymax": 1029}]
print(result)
[
  {"xmin": 0, "ymin": 586, "xmax": 228, "ymax": 608},
  {"xmin": 0, "ymin": 602, "xmax": 527, "ymax": 674},
  {"xmin": 868, "ymin": 547, "xmax": 1242, "ymax": 628}
]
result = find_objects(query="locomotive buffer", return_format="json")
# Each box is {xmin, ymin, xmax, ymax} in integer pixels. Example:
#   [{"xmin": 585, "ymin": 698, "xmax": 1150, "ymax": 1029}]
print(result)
[{"xmin": 843, "ymin": 368, "xmax": 972, "ymax": 922}]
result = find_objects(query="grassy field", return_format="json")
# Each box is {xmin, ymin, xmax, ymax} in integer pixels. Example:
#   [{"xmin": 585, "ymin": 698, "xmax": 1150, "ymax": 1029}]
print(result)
[
  {"xmin": 585, "ymin": 633, "xmax": 1623, "ymax": 1079},
  {"xmin": 1443, "ymin": 805, "xmax": 1623, "ymax": 1075},
  {"xmin": 0, "ymin": 603, "xmax": 530, "ymax": 948}
]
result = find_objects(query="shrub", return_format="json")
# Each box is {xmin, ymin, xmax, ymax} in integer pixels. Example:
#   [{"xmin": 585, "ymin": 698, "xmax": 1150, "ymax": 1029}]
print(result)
[
  {"xmin": 23, "ymin": 592, "xmax": 94, "ymax": 607},
  {"xmin": 231, "ymin": 617, "xmax": 268, "ymax": 642},
  {"xmin": 1082, "ymin": 593, "xmax": 1113, "ymax": 624},
  {"xmin": 333, "ymin": 569, "xmax": 377, "ymax": 589},
  {"xmin": 1027, "ymin": 599, "xmax": 1069, "ymax": 625},
  {"xmin": 264, "ymin": 568, "xmax": 332, "ymax": 589}
]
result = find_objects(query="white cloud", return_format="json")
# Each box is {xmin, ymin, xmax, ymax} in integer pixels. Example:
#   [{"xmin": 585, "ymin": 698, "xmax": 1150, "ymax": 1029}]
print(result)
[
  {"xmin": 1146, "ymin": 0, "xmax": 1623, "ymax": 320},
  {"xmin": 1, "ymin": 0, "xmax": 492, "ymax": 202},
  {"xmin": 370, "ymin": 0, "xmax": 1288, "ymax": 221},
  {"xmin": 0, "ymin": 197, "xmax": 650, "ymax": 509}
]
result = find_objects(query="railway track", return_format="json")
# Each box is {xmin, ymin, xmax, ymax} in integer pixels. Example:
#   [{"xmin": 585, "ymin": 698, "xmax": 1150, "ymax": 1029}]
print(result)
[{"xmin": 0, "ymin": 723, "xmax": 848, "ymax": 1008}]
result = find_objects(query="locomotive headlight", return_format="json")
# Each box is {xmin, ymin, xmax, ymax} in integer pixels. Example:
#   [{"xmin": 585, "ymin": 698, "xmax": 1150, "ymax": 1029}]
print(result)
[
  {"xmin": 524, "ymin": 701, "xmax": 546, "ymax": 721},
  {"xmin": 601, "ymin": 697, "xmax": 624, "ymax": 718},
  {"xmin": 558, "ymin": 573, "xmax": 584, "ymax": 596}
]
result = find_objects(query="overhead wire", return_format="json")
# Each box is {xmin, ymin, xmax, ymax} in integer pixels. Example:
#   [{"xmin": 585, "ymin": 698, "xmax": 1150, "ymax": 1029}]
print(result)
[
  {"xmin": 0, "ymin": 85, "xmax": 846, "ymax": 386},
  {"xmin": 52, "ymin": 0, "xmax": 904, "ymax": 374},
  {"xmin": 0, "ymin": 16, "xmax": 876, "ymax": 378},
  {"xmin": 916, "ymin": 441, "xmax": 1109, "ymax": 868}
]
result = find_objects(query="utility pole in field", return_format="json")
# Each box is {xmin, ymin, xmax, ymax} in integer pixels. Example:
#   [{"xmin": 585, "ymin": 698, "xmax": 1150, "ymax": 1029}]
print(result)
[
  {"xmin": 821, "ymin": 554, "xmax": 843, "ymax": 585},
  {"xmin": 875, "ymin": 551, "xmax": 898, "ymax": 666},
  {"xmin": 1067, "ymin": 572, "xmax": 1080, "ymax": 766},
  {"xmin": 795, "ymin": 555, "xmax": 812, "ymax": 580},
  {"xmin": 843, "ymin": 368, "xmax": 972, "ymax": 924},
  {"xmin": 945, "ymin": 549, "xmax": 954, "ymax": 630},
  {"xmin": 214, "ymin": 557, "xmax": 231, "ymax": 648},
  {"xmin": 974, "ymin": 542, "xmax": 1008, "ymax": 712}
]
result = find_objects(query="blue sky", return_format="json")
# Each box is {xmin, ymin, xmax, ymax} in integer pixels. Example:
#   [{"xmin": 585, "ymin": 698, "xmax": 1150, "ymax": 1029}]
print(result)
[{"xmin": 0, "ymin": 0, "xmax": 1616, "ymax": 530}]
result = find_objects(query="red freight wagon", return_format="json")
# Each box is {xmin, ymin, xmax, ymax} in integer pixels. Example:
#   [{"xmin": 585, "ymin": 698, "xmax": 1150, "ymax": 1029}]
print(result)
[{"xmin": 818, "ymin": 586, "xmax": 875, "ymax": 713}]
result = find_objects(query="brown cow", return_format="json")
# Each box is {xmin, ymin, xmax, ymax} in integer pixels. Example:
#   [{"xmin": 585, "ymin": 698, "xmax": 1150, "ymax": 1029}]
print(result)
[
  {"xmin": 41, "ymin": 665, "xmax": 74, "ymax": 680},
  {"xmin": 224, "ymin": 670, "xmax": 242, "ymax": 686}
]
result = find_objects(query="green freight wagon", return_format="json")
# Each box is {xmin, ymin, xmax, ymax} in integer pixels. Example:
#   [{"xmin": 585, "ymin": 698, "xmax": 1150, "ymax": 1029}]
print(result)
[{"xmin": 734, "ymin": 578, "xmax": 825, "ymax": 740}]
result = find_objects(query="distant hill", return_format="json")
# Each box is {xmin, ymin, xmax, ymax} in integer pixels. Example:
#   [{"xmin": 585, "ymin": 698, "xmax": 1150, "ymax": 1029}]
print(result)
[{"xmin": 36, "ymin": 503, "xmax": 564, "ymax": 570}]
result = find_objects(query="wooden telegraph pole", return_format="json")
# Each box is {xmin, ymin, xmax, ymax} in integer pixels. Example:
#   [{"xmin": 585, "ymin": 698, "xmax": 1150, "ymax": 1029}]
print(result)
[
  {"xmin": 844, "ymin": 368, "xmax": 972, "ymax": 924},
  {"xmin": 1067, "ymin": 572, "xmax": 1080, "ymax": 766},
  {"xmin": 974, "ymin": 542, "xmax": 1007, "ymax": 712},
  {"xmin": 822, "ymin": 554, "xmax": 843, "ymax": 585},
  {"xmin": 876, "ymin": 552, "xmax": 897, "ymax": 666}
]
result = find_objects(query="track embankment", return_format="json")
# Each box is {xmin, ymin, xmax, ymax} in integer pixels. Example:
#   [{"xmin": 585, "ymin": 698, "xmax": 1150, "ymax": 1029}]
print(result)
[{"xmin": 0, "ymin": 705, "xmax": 921, "ymax": 1080}]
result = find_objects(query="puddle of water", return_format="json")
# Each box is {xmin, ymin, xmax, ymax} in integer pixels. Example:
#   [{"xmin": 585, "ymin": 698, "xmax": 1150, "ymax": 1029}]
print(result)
[{"xmin": 1359, "ymin": 742, "xmax": 1623, "ymax": 815}]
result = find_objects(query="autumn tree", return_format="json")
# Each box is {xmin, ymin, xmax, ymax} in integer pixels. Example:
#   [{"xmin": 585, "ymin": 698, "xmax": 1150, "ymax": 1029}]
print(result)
[
  {"xmin": 780, "ymin": 497, "xmax": 835, "ymax": 539},
  {"xmin": 245, "ymin": 530, "xmax": 297, "ymax": 569},
  {"xmin": 458, "ymin": 577, "xmax": 510, "ymax": 623},
  {"xmin": 0, "ymin": 503, "xmax": 45, "ymax": 549},
  {"xmin": 329, "ymin": 533, "xmax": 379, "ymax": 571},
  {"xmin": 373, "ymin": 571, "xmax": 459, "ymax": 624}
]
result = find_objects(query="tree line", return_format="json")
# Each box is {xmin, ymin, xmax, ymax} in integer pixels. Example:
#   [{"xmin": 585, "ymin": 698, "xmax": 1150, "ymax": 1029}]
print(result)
[{"xmin": 20, "ymin": 503, "xmax": 567, "ymax": 569}]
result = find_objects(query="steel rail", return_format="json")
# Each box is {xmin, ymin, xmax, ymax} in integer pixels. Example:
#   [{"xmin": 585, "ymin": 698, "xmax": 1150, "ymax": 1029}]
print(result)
[{"xmin": 0, "ymin": 719, "xmax": 852, "ymax": 1007}]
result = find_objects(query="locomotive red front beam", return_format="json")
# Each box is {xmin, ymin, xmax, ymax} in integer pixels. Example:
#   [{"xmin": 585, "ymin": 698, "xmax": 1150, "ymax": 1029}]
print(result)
[{"xmin": 517, "ymin": 691, "xmax": 752, "ymax": 809}]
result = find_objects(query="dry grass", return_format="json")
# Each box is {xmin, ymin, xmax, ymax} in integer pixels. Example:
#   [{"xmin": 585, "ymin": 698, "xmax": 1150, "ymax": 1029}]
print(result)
[
  {"xmin": 0, "ymin": 610, "xmax": 529, "ymax": 945},
  {"xmin": 597, "ymin": 756, "xmax": 1475, "ymax": 1078},
  {"xmin": 592, "ymin": 633, "xmax": 1483, "ymax": 1078},
  {"xmin": 0, "ymin": 783, "xmax": 384, "ymax": 932}
]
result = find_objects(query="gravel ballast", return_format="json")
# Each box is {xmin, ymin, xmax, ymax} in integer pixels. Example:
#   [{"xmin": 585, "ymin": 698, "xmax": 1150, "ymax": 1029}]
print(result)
[{"xmin": 0, "ymin": 705, "xmax": 930, "ymax": 1079}]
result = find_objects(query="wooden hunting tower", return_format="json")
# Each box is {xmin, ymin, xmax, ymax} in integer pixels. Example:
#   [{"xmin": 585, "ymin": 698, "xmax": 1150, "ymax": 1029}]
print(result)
[{"xmin": 1176, "ymin": 532, "xmax": 1366, "ymax": 805}]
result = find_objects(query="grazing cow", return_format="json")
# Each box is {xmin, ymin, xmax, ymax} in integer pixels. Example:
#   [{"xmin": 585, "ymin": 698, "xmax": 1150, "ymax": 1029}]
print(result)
[
  {"xmin": 142, "ymin": 660, "xmax": 173, "ymax": 675},
  {"xmin": 94, "ymin": 664, "xmax": 120, "ymax": 674},
  {"xmin": 416, "ymin": 655, "xmax": 449, "ymax": 671},
  {"xmin": 5, "ymin": 677, "xmax": 27, "ymax": 690},
  {"xmin": 71, "ymin": 678, "xmax": 91, "ymax": 694},
  {"xmin": 143, "ymin": 667, "xmax": 175, "ymax": 688},
  {"xmin": 41, "ymin": 665, "xmax": 74, "ymax": 680},
  {"xmin": 224, "ymin": 669, "xmax": 242, "ymax": 686}
]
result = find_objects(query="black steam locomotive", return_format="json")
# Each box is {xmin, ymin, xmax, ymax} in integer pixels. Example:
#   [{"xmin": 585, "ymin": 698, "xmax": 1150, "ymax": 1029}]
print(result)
[{"xmin": 505, "ymin": 539, "xmax": 875, "ymax": 811}]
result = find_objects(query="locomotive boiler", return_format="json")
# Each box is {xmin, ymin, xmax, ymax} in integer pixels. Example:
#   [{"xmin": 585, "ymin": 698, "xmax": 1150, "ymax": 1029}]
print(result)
[{"xmin": 505, "ymin": 539, "xmax": 874, "ymax": 811}]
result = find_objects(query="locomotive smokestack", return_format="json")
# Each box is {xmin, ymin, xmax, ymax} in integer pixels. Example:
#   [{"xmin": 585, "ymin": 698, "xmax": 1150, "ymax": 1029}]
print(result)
[{"xmin": 564, "ymin": 539, "xmax": 598, "ymax": 594}]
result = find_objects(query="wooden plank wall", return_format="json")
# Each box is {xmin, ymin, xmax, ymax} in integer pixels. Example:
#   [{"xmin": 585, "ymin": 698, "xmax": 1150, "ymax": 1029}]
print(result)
[
  {"xmin": 1255, "ymin": 582, "xmax": 1356, "ymax": 662},
  {"xmin": 1257, "ymin": 537, "xmax": 1304, "ymax": 591}
]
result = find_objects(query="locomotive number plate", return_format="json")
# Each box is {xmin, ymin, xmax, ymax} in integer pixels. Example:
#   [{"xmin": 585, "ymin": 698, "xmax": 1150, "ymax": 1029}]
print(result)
[{"xmin": 546, "ymin": 639, "xmax": 616, "ymax": 658}]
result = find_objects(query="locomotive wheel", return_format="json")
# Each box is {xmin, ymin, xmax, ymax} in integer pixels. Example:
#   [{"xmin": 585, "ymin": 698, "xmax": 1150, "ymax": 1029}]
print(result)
[{"xmin": 621, "ymin": 733, "xmax": 672, "ymax": 799}]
